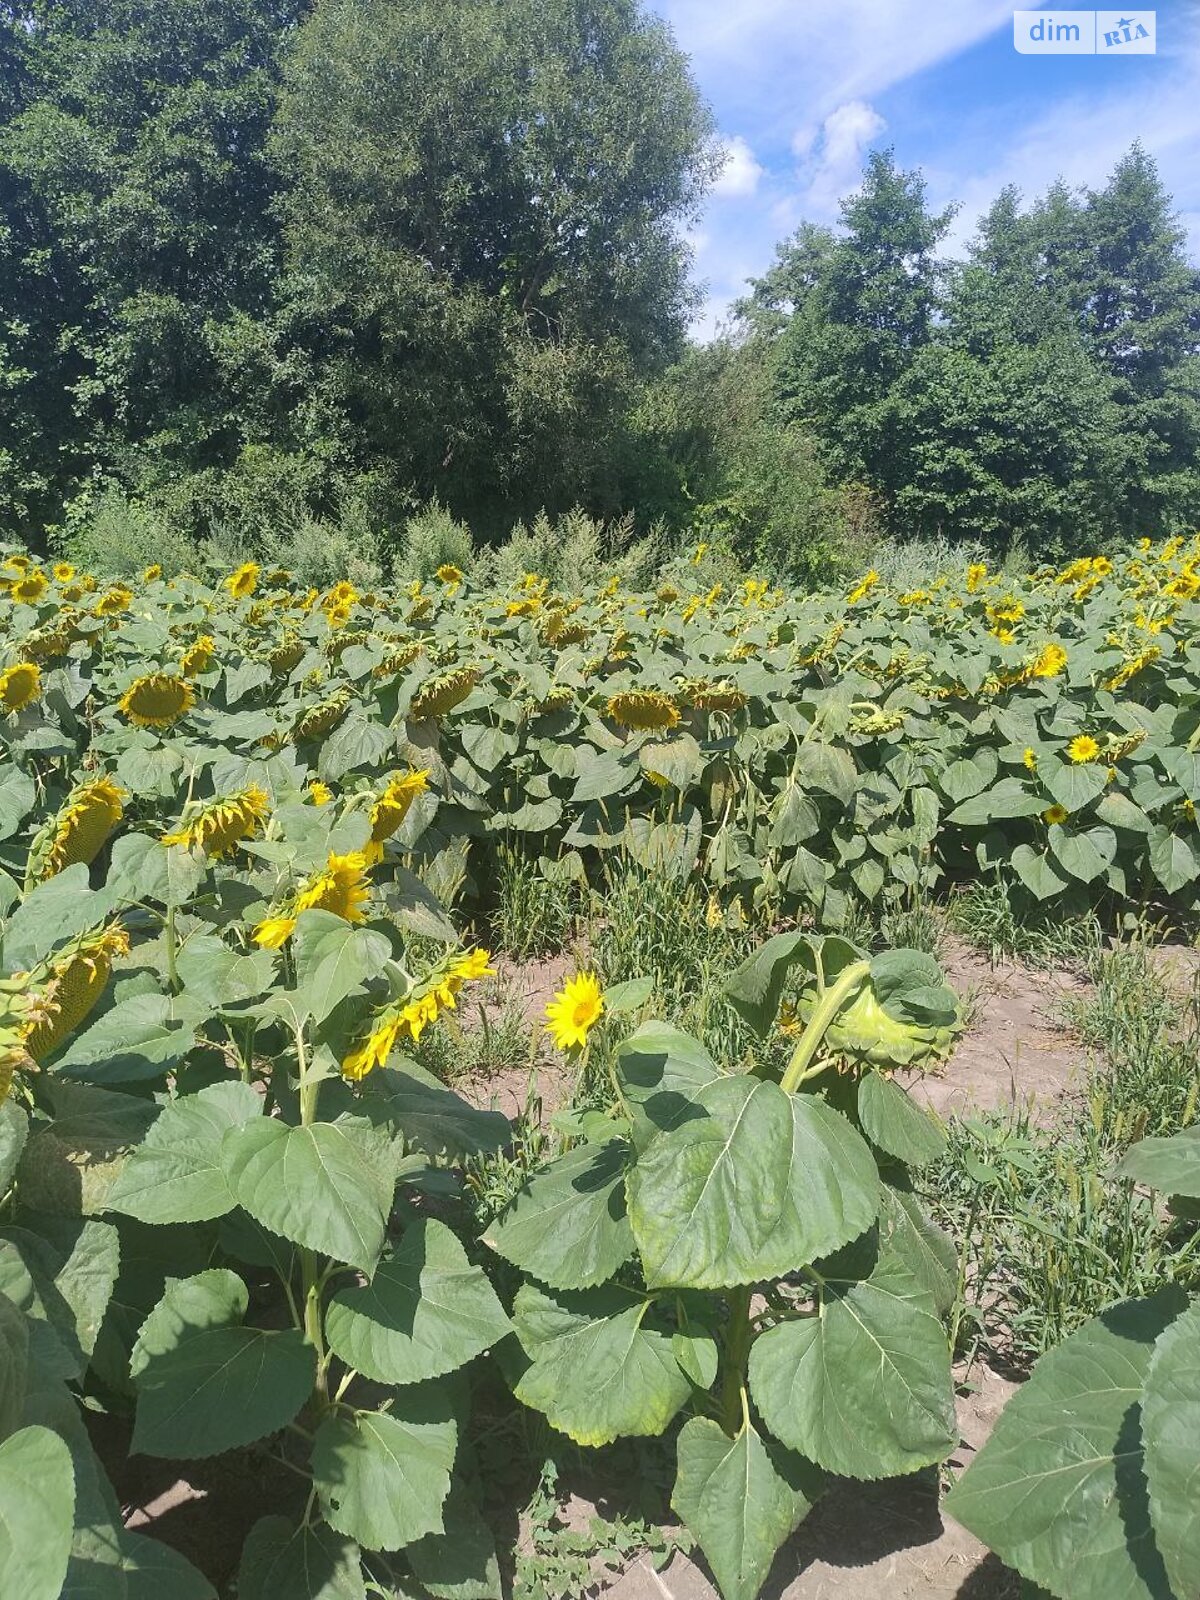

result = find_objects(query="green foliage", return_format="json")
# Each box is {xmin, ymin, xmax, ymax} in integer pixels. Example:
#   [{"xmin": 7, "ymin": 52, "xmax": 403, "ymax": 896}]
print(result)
[
  {"xmin": 925, "ymin": 941, "xmax": 1200, "ymax": 1366},
  {"xmin": 947, "ymin": 1105, "xmax": 1200, "ymax": 1600},
  {"xmin": 485, "ymin": 935, "xmax": 961, "ymax": 1597}
]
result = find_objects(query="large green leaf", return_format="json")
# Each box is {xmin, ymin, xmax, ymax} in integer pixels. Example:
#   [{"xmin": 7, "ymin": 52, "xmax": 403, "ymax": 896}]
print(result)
[
  {"xmin": 51, "ymin": 994, "xmax": 199, "ymax": 1083},
  {"xmin": 406, "ymin": 1479, "xmax": 502, "ymax": 1600},
  {"xmin": 106, "ymin": 1081, "xmax": 262, "ymax": 1223},
  {"xmin": 1141, "ymin": 1299, "xmax": 1200, "ymax": 1600},
  {"xmin": 131, "ymin": 1270, "xmax": 315, "ymax": 1458},
  {"xmin": 359, "ymin": 1063, "xmax": 508, "ymax": 1160},
  {"xmin": 292, "ymin": 912, "xmax": 393, "ymax": 1023},
  {"xmin": 627, "ymin": 1075, "xmax": 879, "ymax": 1289},
  {"xmin": 0, "ymin": 1098, "xmax": 28, "ymax": 1194},
  {"xmin": 614, "ymin": 1023, "xmax": 720, "ymax": 1151},
  {"xmin": 671, "ymin": 1416, "xmax": 819, "ymax": 1600},
  {"xmin": 857, "ymin": 1072, "xmax": 946, "ymax": 1167},
  {"xmin": 1047, "ymin": 822, "xmax": 1117, "ymax": 885},
  {"xmin": 312, "ymin": 1392, "xmax": 457, "ymax": 1551},
  {"xmin": 119, "ymin": 1531, "xmax": 216, "ymax": 1600},
  {"xmin": 324, "ymin": 1218, "xmax": 509, "ymax": 1386},
  {"xmin": 880, "ymin": 1186, "xmax": 957, "ymax": 1317},
  {"xmin": 1042, "ymin": 760, "xmax": 1109, "ymax": 815},
  {"xmin": 0, "ymin": 1293, "xmax": 28, "ymax": 1440},
  {"xmin": 946, "ymin": 1291, "xmax": 1187, "ymax": 1600},
  {"xmin": 16, "ymin": 1082, "xmax": 158, "ymax": 1215},
  {"xmin": 722, "ymin": 932, "xmax": 809, "ymax": 1038},
  {"xmin": 0, "ymin": 1425, "xmax": 76, "ymax": 1600},
  {"xmin": 512, "ymin": 1282, "xmax": 691, "ymax": 1446},
  {"xmin": 223, "ymin": 1118, "xmax": 392, "ymax": 1274},
  {"xmin": 0, "ymin": 1219, "xmax": 120, "ymax": 1378},
  {"xmin": 483, "ymin": 1139, "xmax": 633, "ymax": 1290},
  {"xmin": 1114, "ymin": 1127, "xmax": 1200, "ymax": 1198},
  {"xmin": 238, "ymin": 1516, "xmax": 366, "ymax": 1600},
  {"xmin": 749, "ymin": 1232, "xmax": 956, "ymax": 1479}
]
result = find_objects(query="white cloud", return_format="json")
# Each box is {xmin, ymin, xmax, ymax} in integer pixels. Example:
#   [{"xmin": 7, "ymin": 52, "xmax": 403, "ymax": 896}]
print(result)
[
  {"xmin": 713, "ymin": 135, "xmax": 765, "ymax": 198},
  {"xmin": 796, "ymin": 100, "xmax": 887, "ymax": 216}
]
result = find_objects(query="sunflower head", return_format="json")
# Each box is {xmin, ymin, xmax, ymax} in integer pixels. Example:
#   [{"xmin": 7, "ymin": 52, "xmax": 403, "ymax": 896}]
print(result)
[
  {"xmin": 1067, "ymin": 734, "xmax": 1100, "ymax": 764},
  {"xmin": 22, "ymin": 921, "xmax": 130, "ymax": 1063},
  {"xmin": 1043, "ymin": 804, "xmax": 1070, "ymax": 825},
  {"xmin": 161, "ymin": 786, "xmax": 269, "ymax": 858},
  {"xmin": 340, "ymin": 945, "xmax": 493, "ymax": 1080},
  {"xmin": 365, "ymin": 769, "xmax": 430, "ymax": 862},
  {"xmin": 545, "ymin": 972, "xmax": 605, "ymax": 1052},
  {"xmin": 292, "ymin": 690, "xmax": 350, "ymax": 742},
  {"xmin": 295, "ymin": 851, "xmax": 371, "ymax": 923},
  {"xmin": 118, "ymin": 673, "xmax": 194, "ymax": 728},
  {"xmin": 0, "ymin": 661, "xmax": 41, "ymax": 712},
  {"xmin": 53, "ymin": 562, "xmax": 75, "ymax": 583},
  {"xmin": 307, "ymin": 780, "xmax": 333, "ymax": 806},
  {"xmin": 179, "ymin": 635, "xmax": 215, "ymax": 676},
  {"xmin": 605, "ymin": 689, "xmax": 680, "ymax": 732},
  {"xmin": 225, "ymin": 562, "xmax": 260, "ymax": 600},
  {"xmin": 10, "ymin": 570, "xmax": 48, "ymax": 605},
  {"xmin": 372, "ymin": 640, "xmax": 424, "ymax": 679},
  {"xmin": 683, "ymin": 679, "xmax": 749, "ymax": 714},
  {"xmin": 1031, "ymin": 643, "xmax": 1068, "ymax": 679},
  {"xmin": 93, "ymin": 585, "xmax": 132, "ymax": 617},
  {"xmin": 436, "ymin": 563, "xmax": 463, "ymax": 589},
  {"xmin": 1023, "ymin": 747, "xmax": 1038, "ymax": 771},
  {"xmin": 30, "ymin": 775, "xmax": 125, "ymax": 881},
  {"xmin": 410, "ymin": 666, "xmax": 480, "ymax": 720}
]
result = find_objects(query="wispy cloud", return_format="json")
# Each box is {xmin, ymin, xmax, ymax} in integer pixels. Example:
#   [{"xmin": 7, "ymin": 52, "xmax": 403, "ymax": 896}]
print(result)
[
  {"xmin": 712, "ymin": 135, "xmax": 765, "ymax": 198},
  {"xmin": 661, "ymin": 0, "xmax": 1200, "ymax": 333}
]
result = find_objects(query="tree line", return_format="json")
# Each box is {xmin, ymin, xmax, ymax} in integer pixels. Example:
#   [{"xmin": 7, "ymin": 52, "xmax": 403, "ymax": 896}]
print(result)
[{"xmin": 1, "ymin": 0, "xmax": 1197, "ymax": 575}]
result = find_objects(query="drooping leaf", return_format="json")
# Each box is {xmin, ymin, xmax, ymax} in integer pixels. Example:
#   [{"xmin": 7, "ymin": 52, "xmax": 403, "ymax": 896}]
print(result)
[
  {"xmin": 512, "ymin": 1281, "xmax": 691, "ymax": 1446},
  {"xmin": 857, "ymin": 1072, "xmax": 946, "ymax": 1168},
  {"xmin": 325, "ymin": 1218, "xmax": 509, "ymax": 1386},
  {"xmin": 312, "ymin": 1391, "xmax": 457, "ymax": 1551},
  {"xmin": 1114, "ymin": 1126, "xmax": 1200, "ymax": 1199},
  {"xmin": 671, "ymin": 1416, "xmax": 820, "ymax": 1600},
  {"xmin": 749, "ymin": 1232, "xmax": 956, "ymax": 1479},
  {"xmin": 237, "ymin": 1516, "xmax": 366, "ymax": 1600},
  {"xmin": 946, "ymin": 1291, "xmax": 1187, "ymax": 1600},
  {"xmin": 483, "ymin": 1139, "xmax": 633, "ymax": 1290},
  {"xmin": 406, "ymin": 1479, "xmax": 503, "ymax": 1600}
]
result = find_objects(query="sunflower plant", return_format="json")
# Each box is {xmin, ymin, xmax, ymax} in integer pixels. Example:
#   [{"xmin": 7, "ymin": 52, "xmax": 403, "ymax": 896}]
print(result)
[
  {"xmin": 483, "ymin": 933, "xmax": 962, "ymax": 1600},
  {"xmin": 947, "ymin": 1126, "xmax": 1200, "ymax": 1600}
]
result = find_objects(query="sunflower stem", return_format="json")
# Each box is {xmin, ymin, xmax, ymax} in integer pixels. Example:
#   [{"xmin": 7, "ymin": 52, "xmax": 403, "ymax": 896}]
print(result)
[
  {"xmin": 779, "ymin": 960, "xmax": 870, "ymax": 1095},
  {"xmin": 720, "ymin": 1285, "xmax": 753, "ymax": 1438}
]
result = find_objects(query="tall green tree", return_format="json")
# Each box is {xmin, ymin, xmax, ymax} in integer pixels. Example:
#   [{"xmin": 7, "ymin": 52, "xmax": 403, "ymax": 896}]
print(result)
[
  {"xmin": 767, "ymin": 151, "xmax": 955, "ymax": 499},
  {"xmin": 270, "ymin": 0, "xmax": 718, "ymax": 527},
  {"xmin": 0, "ymin": 0, "xmax": 308, "ymax": 534}
]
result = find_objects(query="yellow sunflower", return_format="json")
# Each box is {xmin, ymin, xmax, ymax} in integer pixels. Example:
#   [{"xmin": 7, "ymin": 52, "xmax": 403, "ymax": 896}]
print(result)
[
  {"xmin": 53, "ymin": 562, "xmax": 76, "ymax": 583},
  {"xmin": 365, "ymin": 769, "xmax": 430, "ymax": 863},
  {"xmin": 847, "ymin": 570, "xmax": 880, "ymax": 605},
  {"xmin": 605, "ymin": 689, "xmax": 680, "ymax": 732},
  {"xmin": 545, "ymin": 972, "xmax": 605, "ymax": 1052},
  {"xmin": 340, "ymin": 946, "xmax": 493, "ymax": 1080},
  {"xmin": 436, "ymin": 563, "xmax": 463, "ymax": 590},
  {"xmin": 10, "ymin": 570, "xmax": 48, "ymax": 605},
  {"xmin": 1023, "ymin": 747, "xmax": 1038, "ymax": 771},
  {"xmin": 143, "ymin": 564, "xmax": 162, "ymax": 581},
  {"xmin": 30, "ymin": 776, "xmax": 125, "ymax": 881},
  {"xmin": 410, "ymin": 667, "xmax": 479, "ymax": 720},
  {"xmin": 161, "ymin": 786, "xmax": 270, "ymax": 858},
  {"xmin": 1067, "ymin": 734, "xmax": 1100, "ymax": 764},
  {"xmin": 1043, "ymin": 804, "xmax": 1070, "ymax": 825},
  {"xmin": 22, "ymin": 922, "xmax": 130, "ymax": 1063},
  {"xmin": 225, "ymin": 562, "xmax": 260, "ymax": 599},
  {"xmin": 179, "ymin": 635, "xmax": 215, "ymax": 676},
  {"xmin": 93, "ymin": 585, "xmax": 132, "ymax": 617},
  {"xmin": 0, "ymin": 661, "xmax": 41, "ymax": 712},
  {"xmin": 118, "ymin": 673, "xmax": 194, "ymax": 728},
  {"xmin": 307, "ymin": 780, "xmax": 333, "ymax": 806},
  {"xmin": 1030, "ymin": 643, "xmax": 1068, "ymax": 679}
]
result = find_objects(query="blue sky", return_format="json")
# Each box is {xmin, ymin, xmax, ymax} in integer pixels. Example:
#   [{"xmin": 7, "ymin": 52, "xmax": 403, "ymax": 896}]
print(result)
[{"xmin": 653, "ymin": 1, "xmax": 1200, "ymax": 333}]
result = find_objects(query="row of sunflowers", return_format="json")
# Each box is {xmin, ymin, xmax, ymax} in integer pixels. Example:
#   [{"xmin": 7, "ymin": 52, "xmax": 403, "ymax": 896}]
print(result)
[{"xmin": 0, "ymin": 537, "xmax": 1194, "ymax": 1599}]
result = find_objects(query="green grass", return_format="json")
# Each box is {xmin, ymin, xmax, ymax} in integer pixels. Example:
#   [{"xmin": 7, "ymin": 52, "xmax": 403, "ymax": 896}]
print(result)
[
  {"xmin": 946, "ymin": 877, "xmax": 1101, "ymax": 968},
  {"xmin": 492, "ymin": 844, "xmax": 579, "ymax": 961},
  {"xmin": 925, "ymin": 936, "xmax": 1200, "ymax": 1366}
]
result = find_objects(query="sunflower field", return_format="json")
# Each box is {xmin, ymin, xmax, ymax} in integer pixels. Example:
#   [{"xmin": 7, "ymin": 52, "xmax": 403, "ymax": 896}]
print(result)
[{"xmin": 1, "ymin": 538, "xmax": 1200, "ymax": 1600}]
